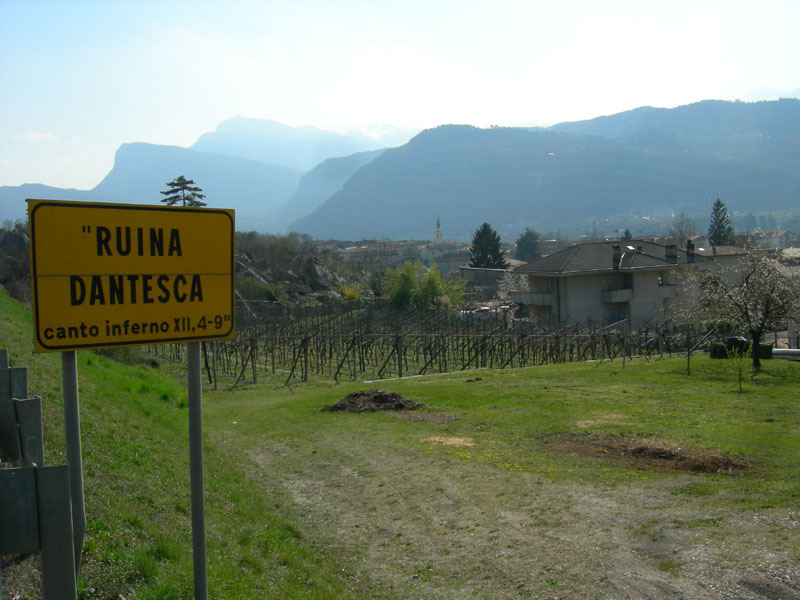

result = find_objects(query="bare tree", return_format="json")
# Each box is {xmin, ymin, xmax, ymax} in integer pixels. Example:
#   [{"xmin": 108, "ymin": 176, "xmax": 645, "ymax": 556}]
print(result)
[{"xmin": 668, "ymin": 213, "xmax": 697, "ymax": 244}]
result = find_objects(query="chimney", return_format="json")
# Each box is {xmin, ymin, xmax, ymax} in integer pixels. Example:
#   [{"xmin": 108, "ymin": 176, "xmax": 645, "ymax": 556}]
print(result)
[
  {"xmin": 612, "ymin": 244, "xmax": 621, "ymax": 269},
  {"xmin": 686, "ymin": 239, "xmax": 695, "ymax": 263},
  {"xmin": 665, "ymin": 244, "xmax": 678, "ymax": 264}
]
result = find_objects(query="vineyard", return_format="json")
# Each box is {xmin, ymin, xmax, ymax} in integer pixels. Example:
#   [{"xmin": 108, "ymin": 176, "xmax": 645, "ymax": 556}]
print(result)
[{"xmin": 148, "ymin": 300, "xmax": 707, "ymax": 386}]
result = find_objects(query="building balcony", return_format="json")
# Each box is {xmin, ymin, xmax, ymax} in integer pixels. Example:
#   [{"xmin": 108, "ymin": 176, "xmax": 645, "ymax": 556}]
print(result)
[
  {"xmin": 601, "ymin": 288, "xmax": 633, "ymax": 303},
  {"xmin": 509, "ymin": 291, "xmax": 554, "ymax": 306}
]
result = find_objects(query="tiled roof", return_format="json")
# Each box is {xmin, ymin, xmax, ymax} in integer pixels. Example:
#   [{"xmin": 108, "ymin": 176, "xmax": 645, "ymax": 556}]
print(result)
[{"xmin": 515, "ymin": 240, "xmax": 712, "ymax": 276}]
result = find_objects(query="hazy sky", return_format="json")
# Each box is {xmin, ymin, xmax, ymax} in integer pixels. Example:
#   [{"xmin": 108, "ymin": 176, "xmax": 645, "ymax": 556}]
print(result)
[{"xmin": 2, "ymin": 0, "xmax": 799, "ymax": 189}]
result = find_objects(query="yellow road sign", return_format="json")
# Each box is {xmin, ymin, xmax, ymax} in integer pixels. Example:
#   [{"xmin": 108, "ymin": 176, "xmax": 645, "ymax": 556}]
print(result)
[{"xmin": 28, "ymin": 199, "xmax": 235, "ymax": 352}]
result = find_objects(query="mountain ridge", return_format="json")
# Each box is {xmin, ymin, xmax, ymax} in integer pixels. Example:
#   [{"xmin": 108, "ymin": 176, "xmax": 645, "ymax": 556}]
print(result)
[
  {"xmin": 3, "ymin": 100, "xmax": 799, "ymax": 238},
  {"xmin": 0, "ymin": 118, "xmax": 410, "ymax": 226},
  {"xmin": 290, "ymin": 100, "xmax": 800, "ymax": 240},
  {"xmin": 190, "ymin": 117, "xmax": 414, "ymax": 171}
]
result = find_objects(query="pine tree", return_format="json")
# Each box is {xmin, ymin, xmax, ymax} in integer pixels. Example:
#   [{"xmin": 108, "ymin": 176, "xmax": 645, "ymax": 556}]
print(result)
[
  {"xmin": 469, "ymin": 222, "xmax": 508, "ymax": 268},
  {"xmin": 708, "ymin": 199, "xmax": 734, "ymax": 246},
  {"xmin": 514, "ymin": 228, "xmax": 541, "ymax": 262},
  {"xmin": 160, "ymin": 175, "xmax": 207, "ymax": 207}
]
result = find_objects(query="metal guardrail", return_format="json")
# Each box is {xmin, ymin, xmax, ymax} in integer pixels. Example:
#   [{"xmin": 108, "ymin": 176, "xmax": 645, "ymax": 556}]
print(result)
[
  {"xmin": 772, "ymin": 348, "xmax": 800, "ymax": 360},
  {"xmin": 1, "ymin": 349, "xmax": 79, "ymax": 599}
]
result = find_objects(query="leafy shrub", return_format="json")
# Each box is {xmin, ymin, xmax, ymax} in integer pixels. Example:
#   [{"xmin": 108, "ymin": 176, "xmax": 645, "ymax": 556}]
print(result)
[
  {"xmin": 383, "ymin": 261, "xmax": 463, "ymax": 312},
  {"xmin": 341, "ymin": 283, "xmax": 360, "ymax": 301}
]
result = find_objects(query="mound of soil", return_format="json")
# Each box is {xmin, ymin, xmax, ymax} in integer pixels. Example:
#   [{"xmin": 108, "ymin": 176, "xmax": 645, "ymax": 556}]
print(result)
[
  {"xmin": 550, "ymin": 432, "xmax": 750, "ymax": 475},
  {"xmin": 321, "ymin": 389, "xmax": 426, "ymax": 413}
]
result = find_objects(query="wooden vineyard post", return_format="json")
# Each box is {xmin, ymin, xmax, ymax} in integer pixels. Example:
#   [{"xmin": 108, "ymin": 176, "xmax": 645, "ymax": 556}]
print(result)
[
  {"xmin": 252, "ymin": 339, "xmax": 258, "ymax": 384},
  {"xmin": 212, "ymin": 342, "xmax": 217, "ymax": 390},
  {"xmin": 352, "ymin": 335, "xmax": 357, "ymax": 380},
  {"xmin": 622, "ymin": 332, "xmax": 627, "ymax": 368},
  {"xmin": 302, "ymin": 337, "xmax": 309, "ymax": 382},
  {"xmin": 396, "ymin": 335, "xmax": 403, "ymax": 378}
]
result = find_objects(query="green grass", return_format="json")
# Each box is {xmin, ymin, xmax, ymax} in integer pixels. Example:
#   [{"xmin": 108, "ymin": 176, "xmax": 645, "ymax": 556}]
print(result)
[{"xmin": 204, "ymin": 355, "xmax": 800, "ymax": 509}]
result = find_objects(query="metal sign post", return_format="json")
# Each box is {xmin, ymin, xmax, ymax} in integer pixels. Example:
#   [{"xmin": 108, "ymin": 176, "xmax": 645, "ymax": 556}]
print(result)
[
  {"xmin": 61, "ymin": 351, "xmax": 86, "ymax": 577},
  {"xmin": 187, "ymin": 342, "xmax": 207, "ymax": 600}
]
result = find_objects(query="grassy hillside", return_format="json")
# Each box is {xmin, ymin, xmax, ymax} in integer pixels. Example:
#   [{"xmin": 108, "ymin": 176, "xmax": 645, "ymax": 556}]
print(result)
[{"xmin": 0, "ymin": 288, "xmax": 355, "ymax": 599}]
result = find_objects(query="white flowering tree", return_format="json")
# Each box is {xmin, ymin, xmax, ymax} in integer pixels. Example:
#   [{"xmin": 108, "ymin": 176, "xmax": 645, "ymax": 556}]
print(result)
[
  {"xmin": 690, "ymin": 252, "xmax": 799, "ymax": 369},
  {"xmin": 497, "ymin": 270, "xmax": 527, "ymax": 298}
]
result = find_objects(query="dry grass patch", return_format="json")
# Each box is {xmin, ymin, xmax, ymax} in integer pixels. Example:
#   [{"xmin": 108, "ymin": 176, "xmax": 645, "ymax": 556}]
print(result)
[
  {"xmin": 392, "ymin": 411, "xmax": 459, "ymax": 424},
  {"xmin": 423, "ymin": 436, "xmax": 475, "ymax": 447},
  {"xmin": 575, "ymin": 413, "xmax": 628, "ymax": 428},
  {"xmin": 549, "ymin": 432, "xmax": 750, "ymax": 475}
]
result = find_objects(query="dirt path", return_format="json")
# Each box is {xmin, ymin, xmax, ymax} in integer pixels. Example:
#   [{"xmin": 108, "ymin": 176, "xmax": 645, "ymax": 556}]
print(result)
[{"xmin": 245, "ymin": 429, "xmax": 800, "ymax": 599}]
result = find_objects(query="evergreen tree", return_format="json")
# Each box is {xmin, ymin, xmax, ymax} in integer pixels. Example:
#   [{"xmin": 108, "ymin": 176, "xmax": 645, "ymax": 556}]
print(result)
[
  {"xmin": 707, "ymin": 199, "xmax": 734, "ymax": 246},
  {"xmin": 514, "ymin": 228, "xmax": 541, "ymax": 262},
  {"xmin": 160, "ymin": 175, "xmax": 207, "ymax": 207},
  {"xmin": 469, "ymin": 222, "xmax": 508, "ymax": 268}
]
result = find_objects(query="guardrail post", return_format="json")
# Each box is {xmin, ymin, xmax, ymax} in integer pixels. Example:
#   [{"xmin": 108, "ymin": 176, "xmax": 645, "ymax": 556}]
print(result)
[
  {"xmin": 36, "ymin": 465, "xmax": 77, "ymax": 598},
  {"xmin": 0, "ymin": 466, "xmax": 40, "ymax": 555},
  {"xmin": 0, "ymin": 363, "xmax": 27, "ymax": 463},
  {"xmin": 14, "ymin": 396, "xmax": 44, "ymax": 467}
]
